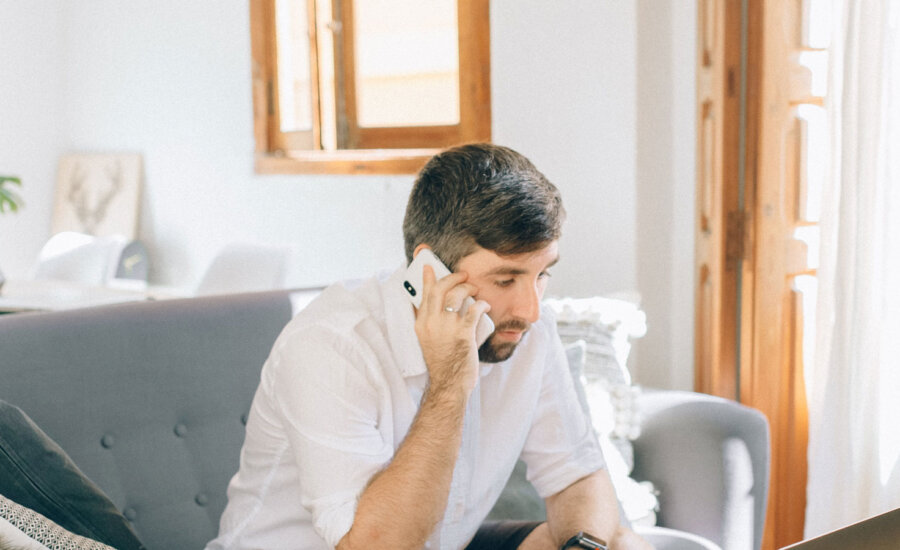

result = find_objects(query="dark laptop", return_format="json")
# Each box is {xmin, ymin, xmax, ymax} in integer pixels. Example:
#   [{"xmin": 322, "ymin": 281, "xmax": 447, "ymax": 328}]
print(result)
[{"xmin": 779, "ymin": 507, "xmax": 900, "ymax": 550}]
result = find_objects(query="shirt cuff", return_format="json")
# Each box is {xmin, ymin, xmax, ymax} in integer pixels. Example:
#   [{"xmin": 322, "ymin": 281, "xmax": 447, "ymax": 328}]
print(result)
[
  {"xmin": 309, "ymin": 492, "xmax": 359, "ymax": 548},
  {"xmin": 528, "ymin": 436, "xmax": 607, "ymax": 499}
]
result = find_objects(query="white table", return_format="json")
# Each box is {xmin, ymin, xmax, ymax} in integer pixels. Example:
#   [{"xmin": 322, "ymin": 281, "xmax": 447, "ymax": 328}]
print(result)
[{"xmin": 0, "ymin": 279, "xmax": 149, "ymax": 313}]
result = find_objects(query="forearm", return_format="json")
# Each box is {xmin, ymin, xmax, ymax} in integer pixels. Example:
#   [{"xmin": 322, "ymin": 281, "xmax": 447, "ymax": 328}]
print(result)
[
  {"xmin": 545, "ymin": 470, "xmax": 620, "ymax": 547},
  {"xmin": 337, "ymin": 384, "xmax": 468, "ymax": 550}
]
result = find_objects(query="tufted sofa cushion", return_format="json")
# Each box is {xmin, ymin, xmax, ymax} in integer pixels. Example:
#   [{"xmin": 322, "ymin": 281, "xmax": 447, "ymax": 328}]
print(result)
[{"xmin": 0, "ymin": 291, "xmax": 299, "ymax": 550}]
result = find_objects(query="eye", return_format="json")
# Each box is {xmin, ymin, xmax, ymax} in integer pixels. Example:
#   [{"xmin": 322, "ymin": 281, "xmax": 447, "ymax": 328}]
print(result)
[
  {"xmin": 494, "ymin": 279, "xmax": 515, "ymax": 288},
  {"xmin": 538, "ymin": 271, "xmax": 552, "ymax": 280}
]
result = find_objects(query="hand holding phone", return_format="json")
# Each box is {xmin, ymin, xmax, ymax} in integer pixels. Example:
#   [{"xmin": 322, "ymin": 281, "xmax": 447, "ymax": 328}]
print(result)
[{"xmin": 403, "ymin": 249, "xmax": 495, "ymax": 347}]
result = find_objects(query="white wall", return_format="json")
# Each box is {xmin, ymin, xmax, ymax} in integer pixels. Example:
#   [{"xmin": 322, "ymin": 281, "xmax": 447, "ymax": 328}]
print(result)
[
  {"xmin": 59, "ymin": 1, "xmax": 412, "ymax": 288},
  {"xmin": 635, "ymin": 0, "xmax": 697, "ymax": 390},
  {"xmin": 0, "ymin": 0, "xmax": 696, "ymax": 390},
  {"xmin": 492, "ymin": 1, "xmax": 638, "ymax": 298},
  {"xmin": 0, "ymin": 1, "xmax": 65, "ymax": 277}
]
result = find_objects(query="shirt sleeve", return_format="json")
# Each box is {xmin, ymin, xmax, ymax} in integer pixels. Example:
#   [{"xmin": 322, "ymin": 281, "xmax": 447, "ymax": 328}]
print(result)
[
  {"xmin": 519, "ymin": 323, "xmax": 607, "ymax": 499},
  {"xmin": 262, "ymin": 325, "xmax": 394, "ymax": 548}
]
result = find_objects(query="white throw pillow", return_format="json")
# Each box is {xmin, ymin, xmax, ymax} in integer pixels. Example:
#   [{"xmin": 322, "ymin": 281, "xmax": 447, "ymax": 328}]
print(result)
[
  {"xmin": 0, "ymin": 494, "xmax": 116, "ymax": 550},
  {"xmin": 551, "ymin": 294, "xmax": 661, "ymax": 528}
]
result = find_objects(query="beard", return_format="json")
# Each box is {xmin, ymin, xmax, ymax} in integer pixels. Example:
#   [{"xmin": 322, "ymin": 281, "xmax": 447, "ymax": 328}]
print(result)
[{"xmin": 477, "ymin": 319, "xmax": 530, "ymax": 363}]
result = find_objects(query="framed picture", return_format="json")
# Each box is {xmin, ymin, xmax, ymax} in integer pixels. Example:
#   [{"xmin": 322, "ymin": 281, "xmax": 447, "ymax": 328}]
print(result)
[{"xmin": 53, "ymin": 153, "xmax": 143, "ymax": 238}]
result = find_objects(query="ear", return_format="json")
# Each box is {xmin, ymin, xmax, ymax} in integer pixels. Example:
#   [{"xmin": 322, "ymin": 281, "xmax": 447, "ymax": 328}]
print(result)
[{"xmin": 412, "ymin": 243, "xmax": 432, "ymax": 259}]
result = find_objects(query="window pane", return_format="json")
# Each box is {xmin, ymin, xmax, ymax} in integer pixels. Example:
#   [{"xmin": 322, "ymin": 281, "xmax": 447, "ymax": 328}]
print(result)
[
  {"xmin": 798, "ymin": 104, "xmax": 826, "ymax": 222},
  {"xmin": 354, "ymin": 0, "xmax": 460, "ymax": 128},
  {"xmin": 793, "ymin": 274, "xmax": 818, "ymax": 398},
  {"xmin": 316, "ymin": 0, "xmax": 337, "ymax": 149},
  {"xmin": 798, "ymin": 51, "xmax": 829, "ymax": 97},
  {"xmin": 276, "ymin": 0, "xmax": 313, "ymax": 132},
  {"xmin": 803, "ymin": 0, "xmax": 833, "ymax": 49},
  {"xmin": 793, "ymin": 226, "xmax": 820, "ymax": 270}
]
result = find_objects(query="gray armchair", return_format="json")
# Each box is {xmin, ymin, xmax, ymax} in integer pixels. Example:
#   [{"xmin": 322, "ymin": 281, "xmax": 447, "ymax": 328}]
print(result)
[
  {"xmin": 489, "ymin": 388, "xmax": 769, "ymax": 550},
  {"xmin": 632, "ymin": 390, "xmax": 770, "ymax": 550}
]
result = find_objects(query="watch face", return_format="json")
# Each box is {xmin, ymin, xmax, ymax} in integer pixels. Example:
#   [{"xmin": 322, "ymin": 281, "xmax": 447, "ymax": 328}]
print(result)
[{"xmin": 563, "ymin": 532, "xmax": 608, "ymax": 550}]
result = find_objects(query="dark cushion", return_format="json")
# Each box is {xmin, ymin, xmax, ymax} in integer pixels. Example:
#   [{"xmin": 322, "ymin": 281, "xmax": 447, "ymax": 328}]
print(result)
[{"xmin": 0, "ymin": 400, "xmax": 146, "ymax": 550}]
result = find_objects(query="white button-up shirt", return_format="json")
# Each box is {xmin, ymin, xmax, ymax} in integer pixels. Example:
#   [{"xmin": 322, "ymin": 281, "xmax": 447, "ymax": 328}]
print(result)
[{"xmin": 207, "ymin": 267, "xmax": 605, "ymax": 550}]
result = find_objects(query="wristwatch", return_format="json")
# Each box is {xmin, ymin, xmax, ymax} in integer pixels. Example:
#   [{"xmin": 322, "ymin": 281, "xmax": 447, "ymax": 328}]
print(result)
[{"xmin": 560, "ymin": 531, "xmax": 608, "ymax": 550}]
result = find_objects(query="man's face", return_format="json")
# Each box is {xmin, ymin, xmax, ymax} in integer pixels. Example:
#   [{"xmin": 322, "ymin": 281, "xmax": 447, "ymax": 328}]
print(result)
[{"xmin": 455, "ymin": 241, "xmax": 559, "ymax": 363}]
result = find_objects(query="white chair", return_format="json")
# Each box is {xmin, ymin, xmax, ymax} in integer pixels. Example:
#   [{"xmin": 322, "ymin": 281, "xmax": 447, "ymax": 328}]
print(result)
[
  {"xmin": 195, "ymin": 243, "xmax": 290, "ymax": 296},
  {"xmin": 33, "ymin": 232, "xmax": 129, "ymax": 286}
]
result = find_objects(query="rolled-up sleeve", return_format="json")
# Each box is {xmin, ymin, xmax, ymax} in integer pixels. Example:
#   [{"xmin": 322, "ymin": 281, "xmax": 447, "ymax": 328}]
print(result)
[
  {"xmin": 263, "ymin": 326, "xmax": 394, "ymax": 547},
  {"xmin": 519, "ymin": 332, "xmax": 606, "ymax": 499}
]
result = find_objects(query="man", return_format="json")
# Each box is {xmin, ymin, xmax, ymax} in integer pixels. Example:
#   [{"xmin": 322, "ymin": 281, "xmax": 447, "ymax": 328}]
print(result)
[{"xmin": 208, "ymin": 144, "xmax": 651, "ymax": 549}]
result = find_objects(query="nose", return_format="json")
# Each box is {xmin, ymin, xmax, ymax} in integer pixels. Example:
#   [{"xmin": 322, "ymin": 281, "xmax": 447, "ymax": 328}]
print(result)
[{"xmin": 512, "ymin": 281, "xmax": 542, "ymax": 324}]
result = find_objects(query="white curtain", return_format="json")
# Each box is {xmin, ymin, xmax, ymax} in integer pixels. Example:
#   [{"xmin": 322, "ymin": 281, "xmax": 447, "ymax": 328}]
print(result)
[{"xmin": 805, "ymin": 0, "xmax": 900, "ymax": 538}]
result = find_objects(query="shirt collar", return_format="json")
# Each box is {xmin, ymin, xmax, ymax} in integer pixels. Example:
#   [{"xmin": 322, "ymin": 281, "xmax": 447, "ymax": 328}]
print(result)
[{"xmin": 384, "ymin": 266, "xmax": 429, "ymax": 378}]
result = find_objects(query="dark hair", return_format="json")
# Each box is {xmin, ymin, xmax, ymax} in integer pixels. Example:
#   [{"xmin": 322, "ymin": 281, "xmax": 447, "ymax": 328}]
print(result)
[{"xmin": 402, "ymin": 143, "xmax": 565, "ymax": 270}]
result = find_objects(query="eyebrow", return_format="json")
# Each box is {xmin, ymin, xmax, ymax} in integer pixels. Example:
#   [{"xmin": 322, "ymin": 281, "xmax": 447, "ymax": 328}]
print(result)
[{"xmin": 484, "ymin": 255, "xmax": 560, "ymax": 277}]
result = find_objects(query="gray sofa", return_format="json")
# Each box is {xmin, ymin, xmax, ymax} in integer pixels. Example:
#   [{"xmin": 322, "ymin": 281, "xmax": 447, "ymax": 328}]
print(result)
[{"xmin": 0, "ymin": 290, "xmax": 769, "ymax": 549}]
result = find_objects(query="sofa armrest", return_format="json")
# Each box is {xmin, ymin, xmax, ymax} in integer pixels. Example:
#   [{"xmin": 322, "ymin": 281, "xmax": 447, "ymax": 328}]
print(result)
[{"xmin": 631, "ymin": 390, "xmax": 769, "ymax": 550}]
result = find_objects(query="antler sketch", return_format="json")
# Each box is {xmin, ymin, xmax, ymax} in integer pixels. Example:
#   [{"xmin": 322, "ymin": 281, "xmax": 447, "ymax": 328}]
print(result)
[{"xmin": 66, "ymin": 160, "xmax": 123, "ymax": 234}]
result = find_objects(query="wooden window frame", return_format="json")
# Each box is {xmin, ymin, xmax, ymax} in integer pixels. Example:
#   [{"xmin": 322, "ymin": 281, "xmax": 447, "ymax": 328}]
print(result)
[{"xmin": 250, "ymin": 0, "xmax": 491, "ymax": 175}]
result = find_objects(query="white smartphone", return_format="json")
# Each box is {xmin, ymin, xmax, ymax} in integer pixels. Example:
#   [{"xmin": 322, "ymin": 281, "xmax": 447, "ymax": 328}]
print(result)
[{"xmin": 403, "ymin": 249, "xmax": 495, "ymax": 347}]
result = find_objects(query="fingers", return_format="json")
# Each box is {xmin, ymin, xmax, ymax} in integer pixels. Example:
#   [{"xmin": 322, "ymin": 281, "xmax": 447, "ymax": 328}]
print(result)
[
  {"xmin": 462, "ymin": 298, "xmax": 491, "ymax": 327},
  {"xmin": 418, "ymin": 266, "xmax": 488, "ymax": 338},
  {"xmin": 414, "ymin": 268, "xmax": 487, "ymax": 395},
  {"xmin": 420, "ymin": 266, "xmax": 473, "ymax": 315},
  {"xmin": 442, "ymin": 284, "xmax": 480, "ymax": 314}
]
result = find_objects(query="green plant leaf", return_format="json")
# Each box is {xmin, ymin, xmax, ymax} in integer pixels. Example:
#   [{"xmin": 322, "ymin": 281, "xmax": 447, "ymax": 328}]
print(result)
[{"xmin": 0, "ymin": 176, "xmax": 24, "ymax": 214}]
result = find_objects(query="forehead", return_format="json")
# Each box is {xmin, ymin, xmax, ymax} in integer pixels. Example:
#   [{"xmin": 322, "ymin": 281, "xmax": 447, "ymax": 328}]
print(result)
[{"xmin": 460, "ymin": 241, "xmax": 559, "ymax": 275}]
